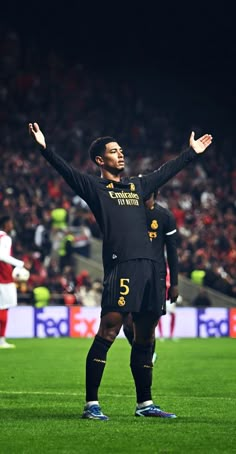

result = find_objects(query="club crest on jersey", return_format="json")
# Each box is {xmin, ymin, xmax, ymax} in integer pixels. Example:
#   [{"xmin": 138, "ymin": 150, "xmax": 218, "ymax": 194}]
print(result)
[
  {"xmin": 148, "ymin": 231, "xmax": 157, "ymax": 240},
  {"xmin": 106, "ymin": 182, "xmax": 114, "ymax": 189},
  {"xmin": 151, "ymin": 220, "xmax": 158, "ymax": 230},
  {"xmin": 118, "ymin": 296, "xmax": 126, "ymax": 306},
  {"xmin": 129, "ymin": 183, "xmax": 136, "ymax": 191}
]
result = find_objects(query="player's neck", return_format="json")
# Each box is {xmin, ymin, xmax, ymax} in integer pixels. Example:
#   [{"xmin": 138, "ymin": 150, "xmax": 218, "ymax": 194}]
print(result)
[{"xmin": 100, "ymin": 169, "xmax": 122, "ymax": 182}]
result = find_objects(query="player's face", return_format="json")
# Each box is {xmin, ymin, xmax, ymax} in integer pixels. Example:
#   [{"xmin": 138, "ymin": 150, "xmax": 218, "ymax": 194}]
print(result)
[{"xmin": 101, "ymin": 142, "xmax": 125, "ymax": 173}]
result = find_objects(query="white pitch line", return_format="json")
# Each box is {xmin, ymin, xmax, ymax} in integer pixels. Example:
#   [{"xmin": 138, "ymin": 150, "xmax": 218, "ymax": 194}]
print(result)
[
  {"xmin": 0, "ymin": 391, "xmax": 235, "ymax": 400},
  {"xmin": 0, "ymin": 390, "xmax": 134, "ymax": 398}
]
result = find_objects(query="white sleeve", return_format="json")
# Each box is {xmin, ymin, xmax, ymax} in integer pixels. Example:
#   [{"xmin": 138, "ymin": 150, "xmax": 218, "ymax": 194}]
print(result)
[{"xmin": 0, "ymin": 234, "xmax": 24, "ymax": 267}]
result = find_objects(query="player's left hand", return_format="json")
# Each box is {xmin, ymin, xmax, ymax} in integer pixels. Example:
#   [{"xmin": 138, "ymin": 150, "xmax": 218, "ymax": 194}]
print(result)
[
  {"xmin": 29, "ymin": 122, "xmax": 46, "ymax": 149},
  {"xmin": 168, "ymin": 285, "xmax": 178, "ymax": 303},
  {"xmin": 189, "ymin": 131, "xmax": 213, "ymax": 154}
]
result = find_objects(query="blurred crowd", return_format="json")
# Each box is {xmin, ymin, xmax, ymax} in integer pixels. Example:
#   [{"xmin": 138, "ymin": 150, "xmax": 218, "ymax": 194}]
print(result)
[{"xmin": 0, "ymin": 29, "xmax": 235, "ymax": 306}]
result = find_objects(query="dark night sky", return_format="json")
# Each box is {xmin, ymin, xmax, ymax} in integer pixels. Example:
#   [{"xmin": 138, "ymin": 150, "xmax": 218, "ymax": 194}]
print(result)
[
  {"xmin": 1, "ymin": 2, "xmax": 234, "ymax": 65},
  {"xmin": 1, "ymin": 2, "xmax": 235, "ymax": 136}
]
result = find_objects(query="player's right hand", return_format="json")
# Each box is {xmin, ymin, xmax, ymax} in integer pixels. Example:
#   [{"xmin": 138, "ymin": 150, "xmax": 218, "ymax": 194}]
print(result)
[
  {"xmin": 168, "ymin": 285, "xmax": 178, "ymax": 303},
  {"xmin": 29, "ymin": 122, "xmax": 46, "ymax": 149}
]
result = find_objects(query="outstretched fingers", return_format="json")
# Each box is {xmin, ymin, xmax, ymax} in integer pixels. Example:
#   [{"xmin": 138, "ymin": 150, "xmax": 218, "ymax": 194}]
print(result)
[
  {"xmin": 189, "ymin": 131, "xmax": 213, "ymax": 154},
  {"xmin": 29, "ymin": 122, "xmax": 39, "ymax": 134},
  {"xmin": 199, "ymin": 134, "xmax": 213, "ymax": 145},
  {"xmin": 33, "ymin": 122, "xmax": 40, "ymax": 131},
  {"xmin": 198, "ymin": 134, "xmax": 213, "ymax": 149}
]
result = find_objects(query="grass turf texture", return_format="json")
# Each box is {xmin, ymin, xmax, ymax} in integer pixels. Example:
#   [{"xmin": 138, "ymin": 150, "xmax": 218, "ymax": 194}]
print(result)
[{"xmin": 0, "ymin": 338, "xmax": 235, "ymax": 454}]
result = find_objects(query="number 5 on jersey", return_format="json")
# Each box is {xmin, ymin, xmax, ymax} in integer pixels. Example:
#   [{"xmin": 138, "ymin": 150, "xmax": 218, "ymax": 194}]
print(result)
[{"xmin": 120, "ymin": 278, "xmax": 130, "ymax": 295}]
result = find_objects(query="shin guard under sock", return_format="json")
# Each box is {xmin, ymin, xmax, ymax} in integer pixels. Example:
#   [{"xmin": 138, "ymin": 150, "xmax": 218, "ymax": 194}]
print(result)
[
  {"xmin": 130, "ymin": 341, "xmax": 153, "ymax": 403},
  {"xmin": 86, "ymin": 335, "xmax": 112, "ymax": 401}
]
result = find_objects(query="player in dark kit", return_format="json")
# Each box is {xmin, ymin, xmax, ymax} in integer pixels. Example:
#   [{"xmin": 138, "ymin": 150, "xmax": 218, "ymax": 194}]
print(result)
[
  {"xmin": 29, "ymin": 122, "xmax": 212, "ymax": 420},
  {"xmin": 123, "ymin": 191, "xmax": 179, "ymax": 361}
]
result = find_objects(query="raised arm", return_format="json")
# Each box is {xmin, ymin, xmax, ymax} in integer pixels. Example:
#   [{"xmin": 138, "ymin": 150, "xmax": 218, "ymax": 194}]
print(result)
[
  {"xmin": 140, "ymin": 131, "xmax": 213, "ymax": 198},
  {"xmin": 28, "ymin": 122, "xmax": 94, "ymax": 203}
]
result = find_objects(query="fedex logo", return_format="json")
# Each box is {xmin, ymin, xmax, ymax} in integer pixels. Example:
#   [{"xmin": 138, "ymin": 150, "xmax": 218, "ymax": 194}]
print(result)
[
  {"xmin": 70, "ymin": 307, "xmax": 99, "ymax": 337},
  {"xmin": 229, "ymin": 308, "xmax": 236, "ymax": 338},
  {"xmin": 197, "ymin": 308, "xmax": 229, "ymax": 337},
  {"xmin": 34, "ymin": 307, "xmax": 100, "ymax": 338},
  {"xmin": 34, "ymin": 307, "xmax": 70, "ymax": 337}
]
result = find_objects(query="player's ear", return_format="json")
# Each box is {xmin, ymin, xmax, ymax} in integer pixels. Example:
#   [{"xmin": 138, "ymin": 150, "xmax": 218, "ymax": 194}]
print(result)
[{"xmin": 95, "ymin": 155, "xmax": 104, "ymax": 166}]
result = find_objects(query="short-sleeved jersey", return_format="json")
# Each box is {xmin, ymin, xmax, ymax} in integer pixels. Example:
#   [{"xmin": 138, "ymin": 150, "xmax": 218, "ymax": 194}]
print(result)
[
  {"xmin": 0, "ymin": 231, "xmax": 24, "ymax": 283},
  {"xmin": 0, "ymin": 232, "xmax": 13, "ymax": 283},
  {"xmin": 146, "ymin": 203, "xmax": 178, "ymax": 285},
  {"xmin": 41, "ymin": 146, "xmax": 196, "ymax": 272}
]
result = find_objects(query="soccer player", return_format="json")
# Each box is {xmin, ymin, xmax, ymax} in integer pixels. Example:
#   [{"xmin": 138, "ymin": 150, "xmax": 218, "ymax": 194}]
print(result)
[
  {"xmin": 0, "ymin": 215, "xmax": 25, "ymax": 348},
  {"xmin": 29, "ymin": 122, "xmax": 212, "ymax": 420},
  {"xmin": 157, "ymin": 265, "xmax": 180, "ymax": 341},
  {"xmin": 123, "ymin": 191, "xmax": 179, "ymax": 361}
]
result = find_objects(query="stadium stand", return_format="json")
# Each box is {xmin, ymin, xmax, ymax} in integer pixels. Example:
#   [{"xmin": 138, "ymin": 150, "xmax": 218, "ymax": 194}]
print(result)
[{"xmin": 1, "ymin": 29, "xmax": 235, "ymax": 306}]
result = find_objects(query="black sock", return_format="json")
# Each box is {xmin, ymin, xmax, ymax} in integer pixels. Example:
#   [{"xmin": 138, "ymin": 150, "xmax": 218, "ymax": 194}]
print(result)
[
  {"xmin": 152, "ymin": 339, "xmax": 156, "ymax": 356},
  {"xmin": 85, "ymin": 335, "xmax": 112, "ymax": 402},
  {"xmin": 124, "ymin": 327, "xmax": 156, "ymax": 356},
  {"xmin": 130, "ymin": 341, "xmax": 153, "ymax": 404},
  {"xmin": 123, "ymin": 326, "xmax": 134, "ymax": 347}
]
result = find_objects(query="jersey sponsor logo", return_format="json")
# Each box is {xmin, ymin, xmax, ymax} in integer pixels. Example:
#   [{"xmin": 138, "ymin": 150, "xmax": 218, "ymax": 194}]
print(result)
[
  {"xmin": 108, "ymin": 190, "xmax": 139, "ymax": 199},
  {"xmin": 108, "ymin": 190, "xmax": 139, "ymax": 206},
  {"xmin": 106, "ymin": 182, "xmax": 114, "ymax": 189}
]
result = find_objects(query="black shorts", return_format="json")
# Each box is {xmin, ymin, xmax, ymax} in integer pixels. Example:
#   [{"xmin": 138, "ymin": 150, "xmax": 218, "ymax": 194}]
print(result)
[{"xmin": 101, "ymin": 259, "xmax": 166, "ymax": 318}]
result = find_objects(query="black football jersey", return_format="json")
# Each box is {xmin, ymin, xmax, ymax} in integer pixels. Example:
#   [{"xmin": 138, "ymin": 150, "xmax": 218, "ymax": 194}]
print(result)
[
  {"xmin": 146, "ymin": 203, "xmax": 178, "ymax": 285},
  {"xmin": 41, "ymin": 146, "xmax": 196, "ymax": 272}
]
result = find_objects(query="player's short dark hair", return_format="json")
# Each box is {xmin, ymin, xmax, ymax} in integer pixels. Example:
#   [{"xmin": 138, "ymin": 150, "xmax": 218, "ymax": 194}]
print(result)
[
  {"xmin": 88, "ymin": 136, "xmax": 117, "ymax": 166},
  {"xmin": 0, "ymin": 215, "xmax": 11, "ymax": 229}
]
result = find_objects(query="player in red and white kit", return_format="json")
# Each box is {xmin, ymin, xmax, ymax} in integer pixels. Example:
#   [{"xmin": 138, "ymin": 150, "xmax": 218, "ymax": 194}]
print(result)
[{"xmin": 0, "ymin": 215, "xmax": 24, "ymax": 348}]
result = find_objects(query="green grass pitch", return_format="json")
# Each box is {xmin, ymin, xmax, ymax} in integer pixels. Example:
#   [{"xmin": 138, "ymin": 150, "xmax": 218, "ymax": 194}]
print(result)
[{"xmin": 0, "ymin": 338, "xmax": 236, "ymax": 453}]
